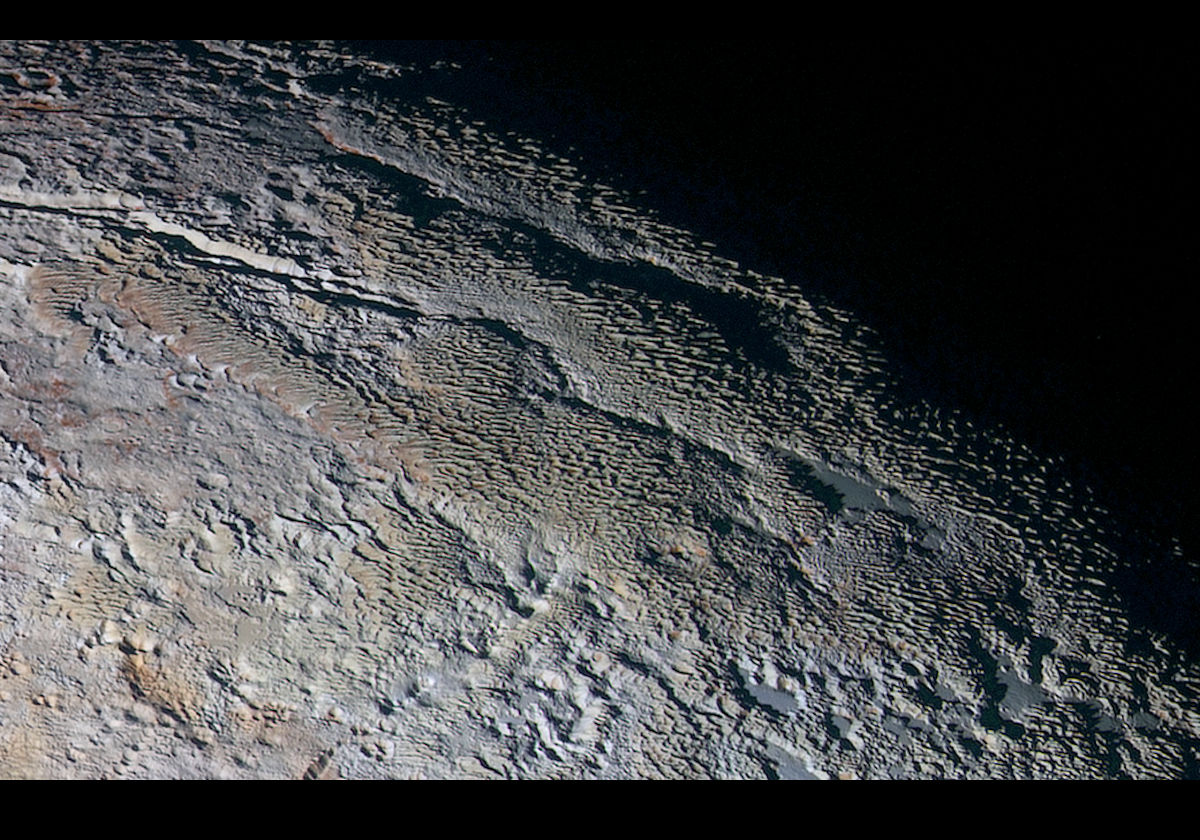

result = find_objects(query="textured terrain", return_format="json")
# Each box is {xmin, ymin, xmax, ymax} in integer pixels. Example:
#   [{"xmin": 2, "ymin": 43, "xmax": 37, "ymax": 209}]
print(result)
[{"xmin": 1, "ymin": 41, "xmax": 1196, "ymax": 779}]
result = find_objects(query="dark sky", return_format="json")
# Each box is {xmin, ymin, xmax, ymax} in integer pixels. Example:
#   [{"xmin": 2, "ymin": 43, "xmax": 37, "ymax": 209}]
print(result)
[{"xmin": 356, "ymin": 41, "xmax": 1195, "ymax": 553}]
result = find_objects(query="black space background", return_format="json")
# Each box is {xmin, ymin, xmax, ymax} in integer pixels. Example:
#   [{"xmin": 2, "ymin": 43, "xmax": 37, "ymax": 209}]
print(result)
[{"xmin": 350, "ymin": 42, "xmax": 1196, "ymax": 642}]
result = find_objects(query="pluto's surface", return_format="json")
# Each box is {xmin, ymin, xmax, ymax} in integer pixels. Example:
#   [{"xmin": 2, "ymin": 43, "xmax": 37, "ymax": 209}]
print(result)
[{"xmin": 1, "ymin": 41, "xmax": 1195, "ymax": 778}]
